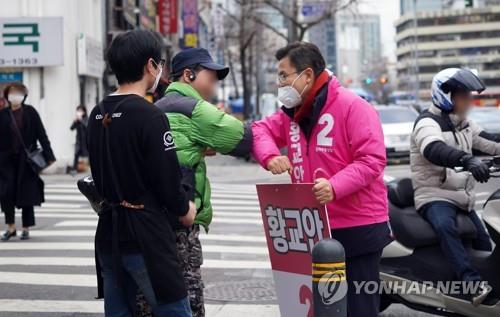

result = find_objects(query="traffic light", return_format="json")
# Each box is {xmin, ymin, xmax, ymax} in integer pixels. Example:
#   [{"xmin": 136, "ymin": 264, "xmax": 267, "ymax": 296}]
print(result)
[
  {"xmin": 365, "ymin": 77, "xmax": 373, "ymax": 85},
  {"xmin": 379, "ymin": 76, "xmax": 388, "ymax": 85},
  {"xmin": 465, "ymin": 0, "xmax": 473, "ymax": 8}
]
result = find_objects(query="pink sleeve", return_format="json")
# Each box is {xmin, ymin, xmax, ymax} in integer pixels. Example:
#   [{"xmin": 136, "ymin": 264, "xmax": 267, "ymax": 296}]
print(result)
[
  {"xmin": 329, "ymin": 100, "xmax": 386, "ymax": 200},
  {"xmin": 252, "ymin": 111, "xmax": 288, "ymax": 169}
]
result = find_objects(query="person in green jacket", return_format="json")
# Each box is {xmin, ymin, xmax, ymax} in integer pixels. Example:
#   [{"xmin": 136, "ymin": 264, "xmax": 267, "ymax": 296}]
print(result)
[{"xmin": 155, "ymin": 48, "xmax": 252, "ymax": 317}]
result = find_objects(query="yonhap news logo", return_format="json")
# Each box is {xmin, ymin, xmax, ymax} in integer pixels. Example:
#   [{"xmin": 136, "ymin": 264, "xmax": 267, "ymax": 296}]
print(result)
[{"xmin": 316, "ymin": 269, "xmax": 348, "ymax": 305}]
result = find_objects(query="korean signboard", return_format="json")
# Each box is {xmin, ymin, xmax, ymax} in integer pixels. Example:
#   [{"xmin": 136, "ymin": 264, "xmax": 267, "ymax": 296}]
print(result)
[
  {"xmin": 140, "ymin": 0, "xmax": 156, "ymax": 30},
  {"xmin": 257, "ymin": 183, "xmax": 331, "ymax": 317},
  {"xmin": 77, "ymin": 34, "xmax": 104, "ymax": 78},
  {"xmin": 181, "ymin": 0, "xmax": 198, "ymax": 48},
  {"xmin": 158, "ymin": 0, "xmax": 178, "ymax": 35},
  {"xmin": 0, "ymin": 17, "xmax": 63, "ymax": 68}
]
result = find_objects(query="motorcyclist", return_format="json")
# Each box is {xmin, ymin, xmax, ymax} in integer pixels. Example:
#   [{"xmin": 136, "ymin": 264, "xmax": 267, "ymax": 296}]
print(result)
[{"xmin": 411, "ymin": 68, "xmax": 500, "ymax": 305}]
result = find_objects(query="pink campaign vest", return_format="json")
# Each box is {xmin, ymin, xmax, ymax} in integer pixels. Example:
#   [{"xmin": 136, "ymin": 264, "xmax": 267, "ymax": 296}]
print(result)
[{"xmin": 252, "ymin": 77, "xmax": 389, "ymax": 229}]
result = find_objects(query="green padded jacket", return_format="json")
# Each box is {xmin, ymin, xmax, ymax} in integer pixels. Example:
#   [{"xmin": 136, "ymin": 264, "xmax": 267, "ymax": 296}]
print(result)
[{"xmin": 155, "ymin": 82, "xmax": 252, "ymax": 231}]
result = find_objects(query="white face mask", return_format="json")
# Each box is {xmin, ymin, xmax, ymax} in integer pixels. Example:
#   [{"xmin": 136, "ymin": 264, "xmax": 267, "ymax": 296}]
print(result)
[
  {"xmin": 76, "ymin": 110, "xmax": 85, "ymax": 119},
  {"xmin": 278, "ymin": 70, "xmax": 308, "ymax": 109},
  {"xmin": 148, "ymin": 61, "xmax": 163, "ymax": 93},
  {"xmin": 8, "ymin": 94, "xmax": 24, "ymax": 105}
]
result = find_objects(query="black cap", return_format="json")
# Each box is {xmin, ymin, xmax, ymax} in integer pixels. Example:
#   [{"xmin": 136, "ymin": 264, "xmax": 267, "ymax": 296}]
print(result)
[{"xmin": 171, "ymin": 48, "xmax": 229, "ymax": 80}]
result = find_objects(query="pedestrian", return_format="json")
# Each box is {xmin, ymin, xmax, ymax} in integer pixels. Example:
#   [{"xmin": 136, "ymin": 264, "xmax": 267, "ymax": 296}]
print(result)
[
  {"xmin": 252, "ymin": 42, "xmax": 392, "ymax": 317},
  {"xmin": 69, "ymin": 105, "xmax": 88, "ymax": 175},
  {"xmin": 0, "ymin": 82, "xmax": 56, "ymax": 241},
  {"xmin": 86, "ymin": 29, "xmax": 196, "ymax": 317},
  {"xmin": 152, "ymin": 48, "xmax": 252, "ymax": 317}
]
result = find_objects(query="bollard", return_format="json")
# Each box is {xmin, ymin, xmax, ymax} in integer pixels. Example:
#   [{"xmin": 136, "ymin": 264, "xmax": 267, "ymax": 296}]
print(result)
[{"xmin": 312, "ymin": 238, "xmax": 347, "ymax": 317}]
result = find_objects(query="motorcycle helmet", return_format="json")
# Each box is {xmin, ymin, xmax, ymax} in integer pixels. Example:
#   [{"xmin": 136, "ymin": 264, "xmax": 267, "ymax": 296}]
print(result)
[{"xmin": 431, "ymin": 68, "xmax": 485, "ymax": 112}]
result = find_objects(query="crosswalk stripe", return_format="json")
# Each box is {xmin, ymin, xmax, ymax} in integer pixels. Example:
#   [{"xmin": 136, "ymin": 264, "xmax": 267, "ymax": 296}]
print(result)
[
  {"xmin": 27, "ymin": 230, "xmax": 267, "ymax": 242},
  {"xmin": 0, "ymin": 299, "xmax": 104, "ymax": 313},
  {"xmin": 19, "ymin": 211, "xmax": 261, "ymax": 220},
  {"xmin": 41, "ymin": 203, "xmax": 86, "ymax": 209},
  {"xmin": 0, "ymin": 300, "xmax": 279, "ymax": 315},
  {"xmin": 211, "ymin": 206, "xmax": 259, "ymax": 211},
  {"xmin": 17, "ymin": 213, "xmax": 97, "ymax": 219},
  {"xmin": 213, "ymin": 218, "xmax": 262, "ymax": 224},
  {"xmin": 0, "ymin": 242, "xmax": 268, "ymax": 254},
  {"xmin": 35, "ymin": 208, "xmax": 261, "ymax": 216},
  {"xmin": 51, "ymin": 220, "xmax": 95, "ymax": 227},
  {"xmin": 45, "ymin": 184, "xmax": 79, "ymax": 189},
  {"xmin": 32, "ymin": 209, "xmax": 262, "ymax": 219},
  {"xmin": 201, "ymin": 233, "xmax": 266, "ymax": 242},
  {"xmin": 27, "ymin": 230, "xmax": 96, "ymax": 237},
  {"xmin": 45, "ymin": 194, "xmax": 260, "ymax": 206},
  {"xmin": 54, "ymin": 217, "xmax": 263, "ymax": 227},
  {"xmin": 46, "ymin": 188, "xmax": 257, "ymax": 200},
  {"xmin": 0, "ymin": 271, "xmax": 95, "ymax": 287},
  {"xmin": 37, "ymin": 208, "xmax": 95, "ymax": 213},
  {"xmin": 0, "ymin": 257, "xmax": 271, "ymax": 269}
]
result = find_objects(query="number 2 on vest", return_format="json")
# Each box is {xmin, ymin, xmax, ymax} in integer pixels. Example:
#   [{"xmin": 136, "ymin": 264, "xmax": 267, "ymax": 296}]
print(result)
[{"xmin": 317, "ymin": 114, "xmax": 334, "ymax": 147}]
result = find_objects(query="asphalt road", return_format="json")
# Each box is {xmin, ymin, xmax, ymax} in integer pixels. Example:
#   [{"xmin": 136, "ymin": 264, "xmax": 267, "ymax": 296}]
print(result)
[{"xmin": 0, "ymin": 156, "xmax": 497, "ymax": 317}]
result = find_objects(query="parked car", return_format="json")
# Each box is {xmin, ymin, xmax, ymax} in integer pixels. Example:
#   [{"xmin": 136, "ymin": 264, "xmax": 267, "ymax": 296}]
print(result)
[
  {"xmin": 469, "ymin": 107, "xmax": 500, "ymax": 155},
  {"xmin": 375, "ymin": 105, "xmax": 419, "ymax": 158}
]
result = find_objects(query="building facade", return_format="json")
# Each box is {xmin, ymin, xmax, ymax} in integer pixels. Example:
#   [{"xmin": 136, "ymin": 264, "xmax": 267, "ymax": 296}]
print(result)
[
  {"xmin": 308, "ymin": 18, "xmax": 337, "ymax": 74},
  {"xmin": 335, "ymin": 13, "xmax": 381, "ymax": 88},
  {"xmin": 395, "ymin": 1, "xmax": 500, "ymax": 103},
  {"xmin": 0, "ymin": 0, "xmax": 105, "ymax": 170}
]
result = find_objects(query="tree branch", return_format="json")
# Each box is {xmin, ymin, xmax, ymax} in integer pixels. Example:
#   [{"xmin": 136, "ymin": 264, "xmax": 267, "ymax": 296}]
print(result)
[
  {"xmin": 262, "ymin": 0, "xmax": 300, "ymax": 26},
  {"xmin": 251, "ymin": 15, "xmax": 288, "ymax": 41}
]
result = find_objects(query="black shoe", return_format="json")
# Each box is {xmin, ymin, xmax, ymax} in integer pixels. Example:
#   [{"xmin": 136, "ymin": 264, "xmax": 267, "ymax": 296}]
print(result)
[
  {"xmin": 1, "ymin": 230, "xmax": 17, "ymax": 241},
  {"xmin": 20, "ymin": 230, "xmax": 30, "ymax": 240}
]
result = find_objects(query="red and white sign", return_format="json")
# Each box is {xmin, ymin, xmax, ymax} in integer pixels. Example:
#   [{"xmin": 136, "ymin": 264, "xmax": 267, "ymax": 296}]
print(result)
[
  {"xmin": 157, "ymin": 0, "xmax": 178, "ymax": 35},
  {"xmin": 257, "ymin": 183, "xmax": 331, "ymax": 317}
]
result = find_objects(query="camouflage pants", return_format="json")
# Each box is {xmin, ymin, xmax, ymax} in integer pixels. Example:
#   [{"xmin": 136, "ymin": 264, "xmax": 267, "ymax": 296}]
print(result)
[{"xmin": 135, "ymin": 225, "xmax": 204, "ymax": 317}]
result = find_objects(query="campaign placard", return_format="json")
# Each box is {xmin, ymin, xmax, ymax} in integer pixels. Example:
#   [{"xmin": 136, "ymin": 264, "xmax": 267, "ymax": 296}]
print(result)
[{"xmin": 256, "ymin": 183, "xmax": 331, "ymax": 317}]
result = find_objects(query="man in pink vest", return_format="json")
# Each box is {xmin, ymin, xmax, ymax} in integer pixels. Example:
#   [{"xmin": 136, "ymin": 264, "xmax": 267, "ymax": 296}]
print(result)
[{"xmin": 252, "ymin": 42, "xmax": 392, "ymax": 316}]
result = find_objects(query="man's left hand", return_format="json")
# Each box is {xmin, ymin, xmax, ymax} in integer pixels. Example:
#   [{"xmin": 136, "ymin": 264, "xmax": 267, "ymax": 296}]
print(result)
[{"xmin": 312, "ymin": 178, "xmax": 335, "ymax": 205}]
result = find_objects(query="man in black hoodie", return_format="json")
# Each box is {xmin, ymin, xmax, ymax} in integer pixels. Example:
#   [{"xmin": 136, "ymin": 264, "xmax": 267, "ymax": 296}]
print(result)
[{"xmin": 87, "ymin": 29, "xmax": 196, "ymax": 316}]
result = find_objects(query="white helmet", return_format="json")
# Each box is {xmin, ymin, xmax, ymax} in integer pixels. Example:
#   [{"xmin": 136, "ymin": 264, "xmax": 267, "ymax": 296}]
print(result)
[{"xmin": 431, "ymin": 68, "xmax": 485, "ymax": 112}]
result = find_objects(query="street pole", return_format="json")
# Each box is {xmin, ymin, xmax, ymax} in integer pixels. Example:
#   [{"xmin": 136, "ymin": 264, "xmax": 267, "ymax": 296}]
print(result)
[
  {"xmin": 413, "ymin": 0, "xmax": 420, "ymax": 104},
  {"xmin": 312, "ymin": 238, "xmax": 347, "ymax": 317}
]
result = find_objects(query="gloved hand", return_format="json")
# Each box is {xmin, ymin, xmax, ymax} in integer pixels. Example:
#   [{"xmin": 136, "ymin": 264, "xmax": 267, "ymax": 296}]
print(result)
[{"xmin": 461, "ymin": 155, "xmax": 490, "ymax": 183}]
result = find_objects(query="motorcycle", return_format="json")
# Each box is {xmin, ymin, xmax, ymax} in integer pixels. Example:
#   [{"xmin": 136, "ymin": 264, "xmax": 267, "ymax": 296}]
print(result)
[{"xmin": 380, "ymin": 157, "xmax": 500, "ymax": 317}]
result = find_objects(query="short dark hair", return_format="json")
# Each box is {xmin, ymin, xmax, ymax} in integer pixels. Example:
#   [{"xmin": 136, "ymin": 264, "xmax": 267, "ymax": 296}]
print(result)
[
  {"xmin": 169, "ymin": 63, "xmax": 205, "ymax": 82},
  {"xmin": 76, "ymin": 104, "xmax": 87, "ymax": 115},
  {"xmin": 3, "ymin": 82, "xmax": 28, "ymax": 99},
  {"xmin": 106, "ymin": 30, "xmax": 163, "ymax": 85},
  {"xmin": 275, "ymin": 42, "xmax": 326, "ymax": 77}
]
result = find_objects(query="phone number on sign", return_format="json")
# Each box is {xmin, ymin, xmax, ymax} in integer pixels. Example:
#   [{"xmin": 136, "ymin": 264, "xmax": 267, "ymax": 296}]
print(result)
[{"xmin": 0, "ymin": 58, "xmax": 39, "ymax": 66}]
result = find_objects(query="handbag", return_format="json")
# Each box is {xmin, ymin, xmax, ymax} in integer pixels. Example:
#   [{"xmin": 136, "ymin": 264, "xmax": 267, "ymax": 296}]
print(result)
[
  {"xmin": 9, "ymin": 109, "xmax": 48, "ymax": 173},
  {"xmin": 77, "ymin": 175, "xmax": 105, "ymax": 215}
]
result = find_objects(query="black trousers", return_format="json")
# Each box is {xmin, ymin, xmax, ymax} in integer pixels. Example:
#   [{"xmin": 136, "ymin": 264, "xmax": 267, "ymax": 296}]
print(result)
[
  {"xmin": 1, "ymin": 200, "xmax": 35, "ymax": 227},
  {"xmin": 346, "ymin": 250, "xmax": 383, "ymax": 317},
  {"xmin": 73, "ymin": 149, "xmax": 87, "ymax": 170}
]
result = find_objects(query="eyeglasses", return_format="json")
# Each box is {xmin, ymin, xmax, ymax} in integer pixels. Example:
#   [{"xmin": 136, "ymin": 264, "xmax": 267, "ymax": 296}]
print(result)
[{"xmin": 277, "ymin": 71, "xmax": 299, "ymax": 84}]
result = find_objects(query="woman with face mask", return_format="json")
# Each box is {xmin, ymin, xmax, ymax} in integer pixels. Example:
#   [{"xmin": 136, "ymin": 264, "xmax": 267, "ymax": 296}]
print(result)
[
  {"xmin": 68, "ymin": 105, "xmax": 88, "ymax": 175},
  {"xmin": 252, "ymin": 42, "xmax": 391, "ymax": 317},
  {"xmin": 0, "ymin": 82, "xmax": 56, "ymax": 241}
]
